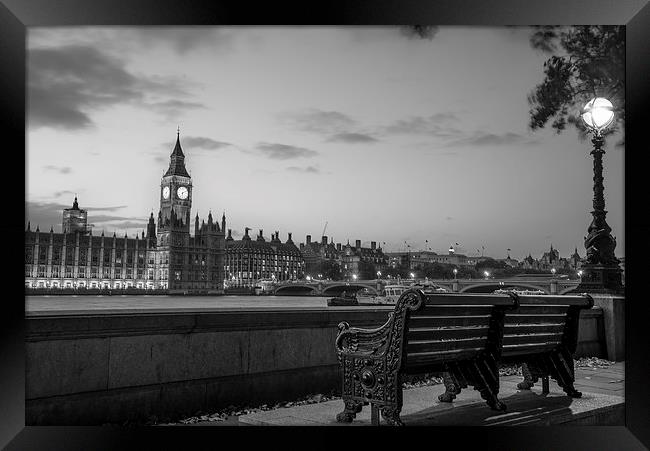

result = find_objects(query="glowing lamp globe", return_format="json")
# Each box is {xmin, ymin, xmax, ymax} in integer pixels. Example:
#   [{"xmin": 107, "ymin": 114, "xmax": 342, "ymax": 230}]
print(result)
[{"xmin": 581, "ymin": 97, "xmax": 615, "ymax": 133}]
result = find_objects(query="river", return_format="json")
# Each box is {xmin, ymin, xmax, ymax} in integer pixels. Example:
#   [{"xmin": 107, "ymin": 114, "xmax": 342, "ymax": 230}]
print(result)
[{"xmin": 25, "ymin": 295, "xmax": 336, "ymax": 315}]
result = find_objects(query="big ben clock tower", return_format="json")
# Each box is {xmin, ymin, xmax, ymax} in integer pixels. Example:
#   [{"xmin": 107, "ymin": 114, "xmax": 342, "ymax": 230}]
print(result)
[
  {"xmin": 160, "ymin": 129, "xmax": 193, "ymax": 229},
  {"xmin": 158, "ymin": 129, "xmax": 193, "ymax": 291}
]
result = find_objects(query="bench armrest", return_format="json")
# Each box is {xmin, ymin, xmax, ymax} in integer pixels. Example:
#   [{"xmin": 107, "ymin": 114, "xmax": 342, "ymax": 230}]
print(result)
[{"xmin": 335, "ymin": 313, "xmax": 394, "ymax": 358}]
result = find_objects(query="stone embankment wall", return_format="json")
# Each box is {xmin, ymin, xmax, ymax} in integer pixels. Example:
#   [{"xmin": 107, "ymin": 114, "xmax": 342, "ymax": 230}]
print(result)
[{"xmin": 26, "ymin": 299, "xmax": 619, "ymax": 425}]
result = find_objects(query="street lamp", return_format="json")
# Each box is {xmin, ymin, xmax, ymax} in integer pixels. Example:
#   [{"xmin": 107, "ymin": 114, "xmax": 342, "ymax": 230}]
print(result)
[
  {"xmin": 352, "ymin": 274, "xmax": 357, "ymax": 281},
  {"xmin": 410, "ymin": 272, "xmax": 415, "ymax": 280},
  {"xmin": 453, "ymin": 268, "xmax": 458, "ymax": 279},
  {"xmin": 306, "ymin": 275, "xmax": 311, "ymax": 282},
  {"xmin": 575, "ymin": 97, "xmax": 623, "ymax": 293},
  {"xmin": 551, "ymin": 268, "xmax": 556, "ymax": 276},
  {"xmin": 484, "ymin": 271, "xmax": 490, "ymax": 279},
  {"xmin": 377, "ymin": 271, "xmax": 382, "ymax": 279}
]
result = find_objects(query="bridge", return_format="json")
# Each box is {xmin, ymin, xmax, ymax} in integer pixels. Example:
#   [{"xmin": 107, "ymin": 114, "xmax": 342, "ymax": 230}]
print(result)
[{"xmin": 269, "ymin": 277, "xmax": 580, "ymax": 296}]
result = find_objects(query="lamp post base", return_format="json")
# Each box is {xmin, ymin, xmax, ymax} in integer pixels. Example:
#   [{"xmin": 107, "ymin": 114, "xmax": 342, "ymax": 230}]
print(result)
[{"xmin": 573, "ymin": 264, "xmax": 624, "ymax": 294}]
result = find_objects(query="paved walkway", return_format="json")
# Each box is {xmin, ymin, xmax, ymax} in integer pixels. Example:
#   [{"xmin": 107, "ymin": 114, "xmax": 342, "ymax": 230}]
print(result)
[{"xmin": 237, "ymin": 362, "xmax": 624, "ymax": 426}]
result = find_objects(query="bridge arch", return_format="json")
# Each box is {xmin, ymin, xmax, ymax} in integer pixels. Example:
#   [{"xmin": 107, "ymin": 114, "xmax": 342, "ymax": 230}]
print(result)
[
  {"xmin": 459, "ymin": 282, "xmax": 550, "ymax": 294},
  {"xmin": 322, "ymin": 284, "xmax": 378, "ymax": 296},
  {"xmin": 273, "ymin": 284, "xmax": 318, "ymax": 295}
]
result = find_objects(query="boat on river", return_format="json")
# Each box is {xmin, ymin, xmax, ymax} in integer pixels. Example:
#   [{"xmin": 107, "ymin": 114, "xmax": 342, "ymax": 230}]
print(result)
[{"xmin": 355, "ymin": 283, "xmax": 450, "ymax": 306}]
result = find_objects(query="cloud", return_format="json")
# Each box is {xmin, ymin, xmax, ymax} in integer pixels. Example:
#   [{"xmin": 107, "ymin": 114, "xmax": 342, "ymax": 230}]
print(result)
[
  {"xmin": 163, "ymin": 136, "xmax": 232, "ymax": 151},
  {"xmin": 444, "ymin": 131, "xmax": 537, "ymax": 147},
  {"xmin": 43, "ymin": 165, "xmax": 72, "ymax": 174},
  {"xmin": 278, "ymin": 109, "xmax": 357, "ymax": 135},
  {"xmin": 146, "ymin": 100, "xmax": 206, "ymax": 119},
  {"xmin": 53, "ymin": 190, "xmax": 77, "ymax": 198},
  {"xmin": 29, "ymin": 27, "xmax": 235, "ymax": 57},
  {"xmin": 256, "ymin": 142, "xmax": 318, "ymax": 160},
  {"xmin": 326, "ymin": 132, "xmax": 378, "ymax": 143},
  {"xmin": 121, "ymin": 27, "xmax": 235, "ymax": 55},
  {"xmin": 91, "ymin": 220, "xmax": 148, "ymax": 231},
  {"xmin": 384, "ymin": 112, "xmax": 460, "ymax": 136},
  {"xmin": 28, "ymin": 44, "xmax": 204, "ymax": 130},
  {"xmin": 286, "ymin": 166, "xmax": 320, "ymax": 174},
  {"xmin": 86, "ymin": 205, "xmax": 129, "ymax": 212}
]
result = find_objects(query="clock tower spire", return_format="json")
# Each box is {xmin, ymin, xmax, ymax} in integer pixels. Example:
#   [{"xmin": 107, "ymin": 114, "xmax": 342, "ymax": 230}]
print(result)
[{"xmin": 159, "ymin": 130, "xmax": 193, "ymax": 231}]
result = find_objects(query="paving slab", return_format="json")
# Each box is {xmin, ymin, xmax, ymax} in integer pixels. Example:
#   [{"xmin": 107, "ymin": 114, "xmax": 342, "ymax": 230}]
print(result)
[{"xmin": 239, "ymin": 365, "xmax": 624, "ymax": 427}]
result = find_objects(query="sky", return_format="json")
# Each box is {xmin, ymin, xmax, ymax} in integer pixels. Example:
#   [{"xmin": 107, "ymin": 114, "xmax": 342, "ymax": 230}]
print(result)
[{"xmin": 25, "ymin": 26, "xmax": 625, "ymax": 261}]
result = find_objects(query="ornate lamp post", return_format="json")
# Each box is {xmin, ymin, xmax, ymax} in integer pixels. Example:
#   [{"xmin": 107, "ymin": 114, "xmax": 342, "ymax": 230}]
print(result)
[{"xmin": 575, "ymin": 97, "xmax": 623, "ymax": 294}]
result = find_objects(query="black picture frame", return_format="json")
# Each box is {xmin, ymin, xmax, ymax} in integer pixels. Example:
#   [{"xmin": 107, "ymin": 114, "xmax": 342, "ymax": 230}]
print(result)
[{"xmin": 2, "ymin": 0, "xmax": 649, "ymax": 449}]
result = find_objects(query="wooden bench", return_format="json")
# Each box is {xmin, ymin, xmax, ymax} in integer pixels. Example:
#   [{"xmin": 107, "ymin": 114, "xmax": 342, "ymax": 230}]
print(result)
[
  {"xmin": 439, "ymin": 293, "xmax": 594, "ymax": 403},
  {"xmin": 334, "ymin": 289, "xmax": 518, "ymax": 426}
]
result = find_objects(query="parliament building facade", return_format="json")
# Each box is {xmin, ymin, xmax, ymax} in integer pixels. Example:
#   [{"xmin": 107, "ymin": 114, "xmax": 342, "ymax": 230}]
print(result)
[{"xmin": 25, "ymin": 134, "xmax": 229, "ymax": 294}]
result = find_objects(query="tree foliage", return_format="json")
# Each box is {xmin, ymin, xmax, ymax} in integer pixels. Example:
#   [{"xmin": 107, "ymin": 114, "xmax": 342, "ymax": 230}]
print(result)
[{"xmin": 527, "ymin": 26, "xmax": 625, "ymax": 139}]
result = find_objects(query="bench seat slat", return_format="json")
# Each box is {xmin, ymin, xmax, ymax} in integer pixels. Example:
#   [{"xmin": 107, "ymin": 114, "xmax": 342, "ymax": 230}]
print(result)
[
  {"xmin": 502, "ymin": 342, "xmax": 559, "ymax": 356},
  {"xmin": 407, "ymin": 326, "xmax": 488, "ymax": 342},
  {"xmin": 406, "ymin": 337, "xmax": 488, "ymax": 355},
  {"xmin": 405, "ymin": 348, "xmax": 486, "ymax": 368}
]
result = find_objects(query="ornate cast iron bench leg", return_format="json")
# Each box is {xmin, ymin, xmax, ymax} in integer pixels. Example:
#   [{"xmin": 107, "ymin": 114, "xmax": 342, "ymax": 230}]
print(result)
[
  {"xmin": 517, "ymin": 363, "xmax": 539, "ymax": 390},
  {"xmin": 439, "ymin": 371, "xmax": 461, "ymax": 403},
  {"xmin": 371, "ymin": 403, "xmax": 379, "ymax": 426},
  {"xmin": 380, "ymin": 405, "xmax": 403, "ymax": 426},
  {"xmin": 336, "ymin": 398, "xmax": 363, "ymax": 423}
]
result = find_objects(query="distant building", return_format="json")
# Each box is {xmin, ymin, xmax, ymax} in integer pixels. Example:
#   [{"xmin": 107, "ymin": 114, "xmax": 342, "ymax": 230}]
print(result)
[
  {"xmin": 62, "ymin": 197, "xmax": 89, "ymax": 234},
  {"xmin": 339, "ymin": 239, "xmax": 387, "ymax": 279},
  {"xmin": 390, "ymin": 246, "xmax": 488, "ymax": 270},
  {"xmin": 299, "ymin": 235, "xmax": 338, "ymax": 275},
  {"xmin": 224, "ymin": 228, "xmax": 304, "ymax": 288}
]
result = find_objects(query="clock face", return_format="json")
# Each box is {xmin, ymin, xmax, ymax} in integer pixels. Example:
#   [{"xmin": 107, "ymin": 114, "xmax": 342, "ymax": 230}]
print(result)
[
  {"xmin": 177, "ymin": 186, "xmax": 189, "ymax": 200},
  {"xmin": 162, "ymin": 186, "xmax": 170, "ymax": 199}
]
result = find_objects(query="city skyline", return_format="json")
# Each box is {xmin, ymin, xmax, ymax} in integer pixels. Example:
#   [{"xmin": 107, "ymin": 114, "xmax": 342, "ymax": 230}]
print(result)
[{"xmin": 26, "ymin": 26, "xmax": 625, "ymax": 261}]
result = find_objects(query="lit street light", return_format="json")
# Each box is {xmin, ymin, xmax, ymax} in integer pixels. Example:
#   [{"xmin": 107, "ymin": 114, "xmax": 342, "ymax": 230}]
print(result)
[
  {"xmin": 352, "ymin": 274, "xmax": 357, "ymax": 281},
  {"xmin": 453, "ymin": 268, "xmax": 458, "ymax": 279},
  {"xmin": 551, "ymin": 268, "xmax": 556, "ymax": 276},
  {"xmin": 306, "ymin": 275, "xmax": 311, "ymax": 282},
  {"xmin": 484, "ymin": 271, "xmax": 490, "ymax": 279},
  {"xmin": 410, "ymin": 272, "xmax": 415, "ymax": 280},
  {"xmin": 575, "ymin": 97, "xmax": 623, "ymax": 293},
  {"xmin": 377, "ymin": 271, "xmax": 382, "ymax": 279}
]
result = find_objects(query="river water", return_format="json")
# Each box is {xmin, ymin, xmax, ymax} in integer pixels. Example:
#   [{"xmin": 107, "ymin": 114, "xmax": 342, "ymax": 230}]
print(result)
[{"xmin": 25, "ymin": 295, "xmax": 336, "ymax": 315}]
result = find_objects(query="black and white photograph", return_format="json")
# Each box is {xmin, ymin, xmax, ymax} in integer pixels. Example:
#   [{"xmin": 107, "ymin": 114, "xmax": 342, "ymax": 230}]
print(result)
[{"xmin": 20, "ymin": 23, "xmax": 629, "ymax": 430}]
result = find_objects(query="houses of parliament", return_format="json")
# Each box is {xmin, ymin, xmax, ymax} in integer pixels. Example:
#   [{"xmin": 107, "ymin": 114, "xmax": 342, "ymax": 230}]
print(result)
[{"xmin": 24, "ymin": 132, "xmax": 304, "ymax": 293}]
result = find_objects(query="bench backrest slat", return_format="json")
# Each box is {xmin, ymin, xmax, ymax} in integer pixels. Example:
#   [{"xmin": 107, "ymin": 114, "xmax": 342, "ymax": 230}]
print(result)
[
  {"xmin": 407, "ymin": 326, "xmax": 489, "ymax": 342},
  {"xmin": 504, "ymin": 323, "xmax": 565, "ymax": 335},
  {"xmin": 504, "ymin": 314, "xmax": 568, "ymax": 325},
  {"xmin": 503, "ymin": 332, "xmax": 564, "ymax": 346},
  {"xmin": 409, "ymin": 315, "xmax": 492, "ymax": 329}
]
